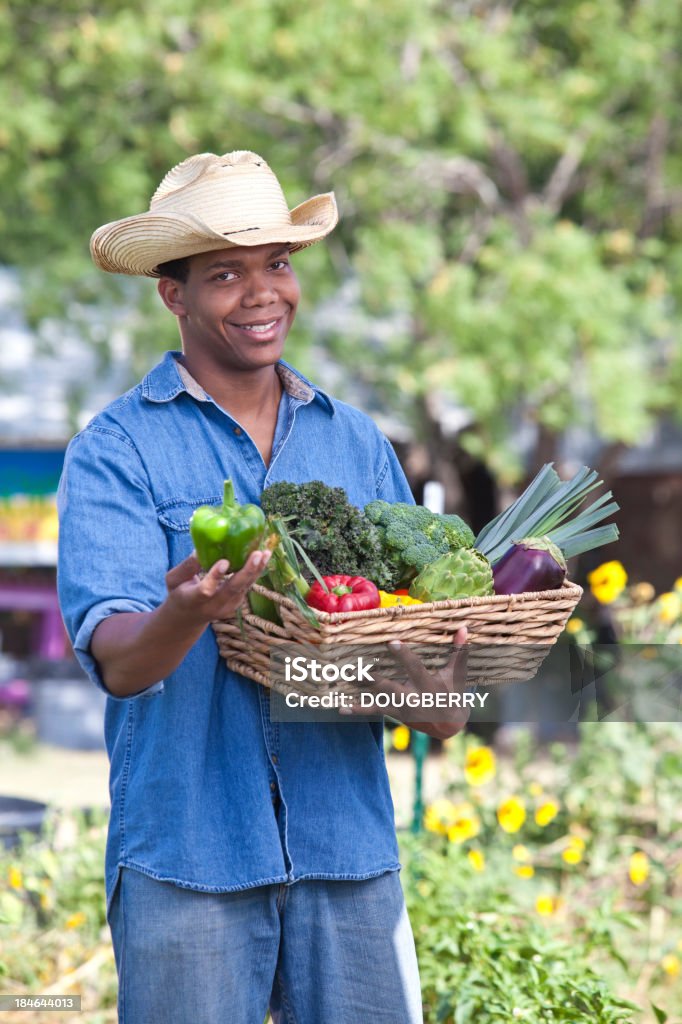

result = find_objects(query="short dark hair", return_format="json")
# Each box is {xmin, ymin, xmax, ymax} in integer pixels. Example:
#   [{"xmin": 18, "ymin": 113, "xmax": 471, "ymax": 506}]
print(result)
[{"xmin": 156, "ymin": 257, "xmax": 190, "ymax": 282}]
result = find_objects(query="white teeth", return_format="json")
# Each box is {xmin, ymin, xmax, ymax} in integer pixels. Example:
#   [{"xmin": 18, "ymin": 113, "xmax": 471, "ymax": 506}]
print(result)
[{"xmin": 239, "ymin": 320, "xmax": 278, "ymax": 333}]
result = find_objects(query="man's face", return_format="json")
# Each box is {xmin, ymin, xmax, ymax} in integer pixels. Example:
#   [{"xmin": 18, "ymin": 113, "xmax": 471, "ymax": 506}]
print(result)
[{"xmin": 159, "ymin": 242, "xmax": 301, "ymax": 373}]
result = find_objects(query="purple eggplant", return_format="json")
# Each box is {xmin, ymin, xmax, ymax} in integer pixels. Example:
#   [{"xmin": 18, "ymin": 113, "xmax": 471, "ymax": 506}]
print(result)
[{"xmin": 492, "ymin": 536, "xmax": 567, "ymax": 595}]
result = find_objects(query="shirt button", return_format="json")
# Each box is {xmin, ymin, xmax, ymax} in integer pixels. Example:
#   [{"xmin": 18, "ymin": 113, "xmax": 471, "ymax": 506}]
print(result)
[
  {"xmin": 270, "ymin": 781, "xmax": 277, "ymax": 792},
  {"xmin": 271, "ymin": 754, "xmax": 279, "ymax": 765},
  {"xmin": 234, "ymin": 427, "xmax": 242, "ymax": 435}
]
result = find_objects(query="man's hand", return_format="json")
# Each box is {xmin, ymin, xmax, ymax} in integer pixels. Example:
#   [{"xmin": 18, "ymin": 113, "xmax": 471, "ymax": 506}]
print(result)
[
  {"xmin": 164, "ymin": 549, "xmax": 271, "ymax": 627},
  {"xmin": 92, "ymin": 549, "xmax": 271, "ymax": 698},
  {"xmin": 340, "ymin": 626, "xmax": 470, "ymax": 740}
]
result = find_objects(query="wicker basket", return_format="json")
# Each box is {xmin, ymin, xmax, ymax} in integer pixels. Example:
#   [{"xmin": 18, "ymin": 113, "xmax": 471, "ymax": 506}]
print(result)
[{"xmin": 212, "ymin": 580, "xmax": 583, "ymax": 695}]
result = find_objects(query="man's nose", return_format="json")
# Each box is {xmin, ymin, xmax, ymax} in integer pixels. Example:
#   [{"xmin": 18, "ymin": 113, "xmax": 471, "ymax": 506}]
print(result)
[{"xmin": 241, "ymin": 272, "xmax": 277, "ymax": 305}]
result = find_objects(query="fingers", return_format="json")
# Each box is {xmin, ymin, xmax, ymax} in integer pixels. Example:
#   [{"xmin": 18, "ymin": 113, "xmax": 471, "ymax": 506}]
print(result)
[
  {"xmin": 204, "ymin": 549, "xmax": 271, "ymax": 603},
  {"xmin": 168, "ymin": 549, "xmax": 271, "ymax": 603},
  {"xmin": 197, "ymin": 557, "xmax": 231, "ymax": 598},
  {"xmin": 386, "ymin": 639, "xmax": 430, "ymax": 683},
  {"xmin": 444, "ymin": 625, "xmax": 469, "ymax": 680},
  {"xmin": 231, "ymin": 549, "xmax": 272, "ymax": 587},
  {"xmin": 165, "ymin": 552, "xmax": 202, "ymax": 590}
]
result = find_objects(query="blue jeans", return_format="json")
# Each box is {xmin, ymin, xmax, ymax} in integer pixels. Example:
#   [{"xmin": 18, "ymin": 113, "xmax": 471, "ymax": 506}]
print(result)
[{"xmin": 108, "ymin": 866, "xmax": 423, "ymax": 1023}]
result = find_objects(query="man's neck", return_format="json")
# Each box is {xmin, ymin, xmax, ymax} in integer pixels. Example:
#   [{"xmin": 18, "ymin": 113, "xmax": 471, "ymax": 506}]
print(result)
[{"xmin": 177, "ymin": 353, "xmax": 283, "ymax": 423}]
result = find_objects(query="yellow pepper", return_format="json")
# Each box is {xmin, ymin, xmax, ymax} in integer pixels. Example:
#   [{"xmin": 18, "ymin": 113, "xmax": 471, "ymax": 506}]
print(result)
[{"xmin": 378, "ymin": 590, "xmax": 423, "ymax": 607}]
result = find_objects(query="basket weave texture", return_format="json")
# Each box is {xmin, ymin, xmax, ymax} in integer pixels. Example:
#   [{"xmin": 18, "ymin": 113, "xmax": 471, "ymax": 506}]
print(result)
[{"xmin": 212, "ymin": 580, "xmax": 583, "ymax": 694}]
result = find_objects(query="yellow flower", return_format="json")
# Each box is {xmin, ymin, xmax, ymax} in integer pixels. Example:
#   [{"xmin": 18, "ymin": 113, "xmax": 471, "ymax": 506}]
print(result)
[
  {"xmin": 528, "ymin": 782, "xmax": 543, "ymax": 797},
  {"xmin": 392, "ymin": 725, "xmax": 411, "ymax": 751},
  {"xmin": 423, "ymin": 798, "xmax": 479, "ymax": 838},
  {"xmin": 512, "ymin": 844, "xmax": 531, "ymax": 862},
  {"xmin": 567, "ymin": 834, "xmax": 586, "ymax": 850},
  {"xmin": 674, "ymin": 577, "xmax": 682, "ymax": 594},
  {"xmin": 497, "ymin": 797, "xmax": 526, "ymax": 834},
  {"xmin": 535, "ymin": 894, "xmax": 563, "ymax": 916},
  {"xmin": 468, "ymin": 849, "xmax": 485, "ymax": 872},
  {"xmin": 587, "ymin": 561, "xmax": 628, "ymax": 604},
  {"xmin": 605, "ymin": 229, "xmax": 635, "ymax": 256},
  {"xmin": 65, "ymin": 911, "xmax": 87, "ymax": 929},
  {"xmin": 447, "ymin": 803, "xmax": 481, "ymax": 844},
  {"xmin": 661, "ymin": 954, "xmax": 680, "ymax": 977},
  {"xmin": 424, "ymin": 798, "xmax": 456, "ymax": 835},
  {"xmin": 424, "ymin": 798, "xmax": 475, "ymax": 835},
  {"xmin": 560, "ymin": 833, "xmax": 585, "ymax": 864},
  {"xmin": 629, "ymin": 851, "xmax": 650, "ymax": 886},
  {"xmin": 8, "ymin": 866, "xmax": 23, "ymax": 890},
  {"xmin": 535, "ymin": 800, "xmax": 560, "ymax": 827},
  {"xmin": 630, "ymin": 582, "xmax": 655, "ymax": 604},
  {"xmin": 565, "ymin": 618, "xmax": 584, "ymax": 635},
  {"xmin": 464, "ymin": 746, "xmax": 496, "ymax": 786},
  {"xmin": 657, "ymin": 592, "xmax": 681, "ymax": 624},
  {"xmin": 514, "ymin": 865, "xmax": 535, "ymax": 879}
]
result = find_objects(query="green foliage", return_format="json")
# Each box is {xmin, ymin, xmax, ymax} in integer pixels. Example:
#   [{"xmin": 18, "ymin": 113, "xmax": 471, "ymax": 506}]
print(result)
[
  {"xmin": 0, "ymin": 807, "xmax": 118, "ymax": 1012},
  {"xmin": 2, "ymin": 0, "xmax": 682, "ymax": 473},
  {"xmin": 402, "ymin": 837, "xmax": 639, "ymax": 1022},
  {"xmin": 407, "ymin": 722, "xmax": 682, "ymax": 1022}
]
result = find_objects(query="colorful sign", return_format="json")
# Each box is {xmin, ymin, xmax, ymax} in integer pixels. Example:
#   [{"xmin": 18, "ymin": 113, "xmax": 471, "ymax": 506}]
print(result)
[{"xmin": 0, "ymin": 449, "xmax": 65, "ymax": 555}]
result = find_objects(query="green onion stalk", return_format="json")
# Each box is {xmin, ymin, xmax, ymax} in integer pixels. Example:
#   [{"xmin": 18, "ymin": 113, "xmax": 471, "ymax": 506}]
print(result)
[{"xmin": 475, "ymin": 464, "xmax": 620, "ymax": 565}]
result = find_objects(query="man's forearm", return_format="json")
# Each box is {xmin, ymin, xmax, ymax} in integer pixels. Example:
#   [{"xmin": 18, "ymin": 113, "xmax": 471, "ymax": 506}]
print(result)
[
  {"xmin": 91, "ymin": 602, "xmax": 207, "ymax": 698},
  {"xmin": 89, "ymin": 550, "xmax": 270, "ymax": 699}
]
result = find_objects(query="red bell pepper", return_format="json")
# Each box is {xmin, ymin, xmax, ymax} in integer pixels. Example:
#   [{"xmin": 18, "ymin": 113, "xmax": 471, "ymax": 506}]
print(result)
[{"xmin": 305, "ymin": 575, "xmax": 381, "ymax": 613}]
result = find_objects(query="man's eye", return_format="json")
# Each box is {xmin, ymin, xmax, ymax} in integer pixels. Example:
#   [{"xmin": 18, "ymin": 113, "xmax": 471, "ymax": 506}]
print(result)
[
  {"xmin": 271, "ymin": 260, "xmax": 289, "ymax": 270},
  {"xmin": 216, "ymin": 271, "xmax": 237, "ymax": 281}
]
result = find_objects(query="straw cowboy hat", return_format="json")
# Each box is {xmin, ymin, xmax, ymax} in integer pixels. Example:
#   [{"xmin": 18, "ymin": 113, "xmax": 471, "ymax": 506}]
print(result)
[{"xmin": 90, "ymin": 150, "xmax": 339, "ymax": 277}]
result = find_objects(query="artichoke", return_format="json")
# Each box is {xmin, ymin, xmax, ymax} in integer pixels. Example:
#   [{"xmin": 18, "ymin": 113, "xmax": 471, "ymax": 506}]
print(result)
[{"xmin": 408, "ymin": 549, "xmax": 494, "ymax": 602}]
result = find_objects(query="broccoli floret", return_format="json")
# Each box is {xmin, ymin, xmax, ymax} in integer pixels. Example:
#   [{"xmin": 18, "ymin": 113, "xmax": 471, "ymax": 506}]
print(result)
[
  {"xmin": 364, "ymin": 500, "xmax": 393, "ymax": 527},
  {"xmin": 361, "ymin": 502, "xmax": 475, "ymax": 588},
  {"xmin": 260, "ymin": 481, "xmax": 395, "ymax": 590},
  {"xmin": 440, "ymin": 513, "xmax": 475, "ymax": 550}
]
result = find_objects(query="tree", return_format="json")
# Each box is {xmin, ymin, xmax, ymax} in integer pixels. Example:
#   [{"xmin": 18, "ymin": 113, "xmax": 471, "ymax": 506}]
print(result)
[{"xmin": 2, "ymin": 0, "xmax": 681, "ymax": 486}]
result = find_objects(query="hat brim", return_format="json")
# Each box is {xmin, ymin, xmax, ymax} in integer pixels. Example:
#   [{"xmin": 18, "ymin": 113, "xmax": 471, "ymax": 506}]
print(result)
[{"xmin": 90, "ymin": 192, "xmax": 338, "ymax": 277}]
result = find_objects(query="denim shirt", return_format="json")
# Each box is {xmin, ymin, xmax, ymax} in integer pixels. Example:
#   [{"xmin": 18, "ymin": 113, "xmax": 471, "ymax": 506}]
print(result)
[{"xmin": 57, "ymin": 351, "xmax": 415, "ymax": 918}]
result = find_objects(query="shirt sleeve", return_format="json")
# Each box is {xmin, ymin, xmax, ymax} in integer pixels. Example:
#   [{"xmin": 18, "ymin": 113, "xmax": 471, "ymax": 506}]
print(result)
[
  {"xmin": 375, "ymin": 437, "xmax": 416, "ymax": 505},
  {"xmin": 57, "ymin": 425, "xmax": 170, "ymax": 702}
]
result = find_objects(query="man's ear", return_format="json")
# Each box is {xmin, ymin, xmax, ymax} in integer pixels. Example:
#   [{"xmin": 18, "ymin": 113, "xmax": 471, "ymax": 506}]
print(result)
[{"xmin": 157, "ymin": 278, "xmax": 187, "ymax": 317}]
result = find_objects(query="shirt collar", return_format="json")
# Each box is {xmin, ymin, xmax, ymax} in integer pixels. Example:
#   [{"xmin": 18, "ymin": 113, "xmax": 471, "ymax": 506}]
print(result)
[{"xmin": 141, "ymin": 350, "xmax": 335, "ymax": 416}]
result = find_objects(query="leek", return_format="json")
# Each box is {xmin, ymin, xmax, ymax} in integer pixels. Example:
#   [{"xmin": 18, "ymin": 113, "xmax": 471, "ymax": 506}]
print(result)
[{"xmin": 475, "ymin": 464, "xmax": 619, "ymax": 565}]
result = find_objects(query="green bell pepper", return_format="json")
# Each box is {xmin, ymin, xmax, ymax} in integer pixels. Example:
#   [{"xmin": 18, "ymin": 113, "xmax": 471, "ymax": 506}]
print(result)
[{"xmin": 190, "ymin": 479, "xmax": 266, "ymax": 571}]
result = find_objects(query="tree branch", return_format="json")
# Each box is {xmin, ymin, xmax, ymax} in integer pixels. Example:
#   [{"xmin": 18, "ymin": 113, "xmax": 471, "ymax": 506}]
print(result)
[
  {"xmin": 542, "ymin": 130, "xmax": 592, "ymax": 215},
  {"xmin": 542, "ymin": 94, "xmax": 627, "ymax": 215},
  {"xmin": 638, "ymin": 112, "xmax": 668, "ymax": 239}
]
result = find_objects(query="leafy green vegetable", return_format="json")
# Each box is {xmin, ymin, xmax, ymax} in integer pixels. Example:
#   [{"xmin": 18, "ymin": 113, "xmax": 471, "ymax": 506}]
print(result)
[{"xmin": 260, "ymin": 480, "xmax": 394, "ymax": 590}]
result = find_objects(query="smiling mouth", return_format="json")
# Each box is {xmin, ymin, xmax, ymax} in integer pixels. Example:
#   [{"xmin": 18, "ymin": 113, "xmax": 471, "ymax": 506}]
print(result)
[{"xmin": 231, "ymin": 318, "xmax": 282, "ymax": 334}]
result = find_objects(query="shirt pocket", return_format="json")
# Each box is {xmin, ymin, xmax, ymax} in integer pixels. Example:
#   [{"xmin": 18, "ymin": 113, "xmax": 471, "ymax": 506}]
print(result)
[{"xmin": 156, "ymin": 495, "xmax": 222, "ymax": 562}]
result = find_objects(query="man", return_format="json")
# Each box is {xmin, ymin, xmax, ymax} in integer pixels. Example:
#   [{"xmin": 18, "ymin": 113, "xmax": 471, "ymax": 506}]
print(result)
[{"xmin": 58, "ymin": 150, "xmax": 468, "ymax": 1023}]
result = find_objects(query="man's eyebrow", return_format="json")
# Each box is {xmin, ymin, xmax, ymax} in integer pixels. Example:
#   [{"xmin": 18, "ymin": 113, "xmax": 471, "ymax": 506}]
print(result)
[{"xmin": 205, "ymin": 245, "xmax": 291, "ymax": 271}]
